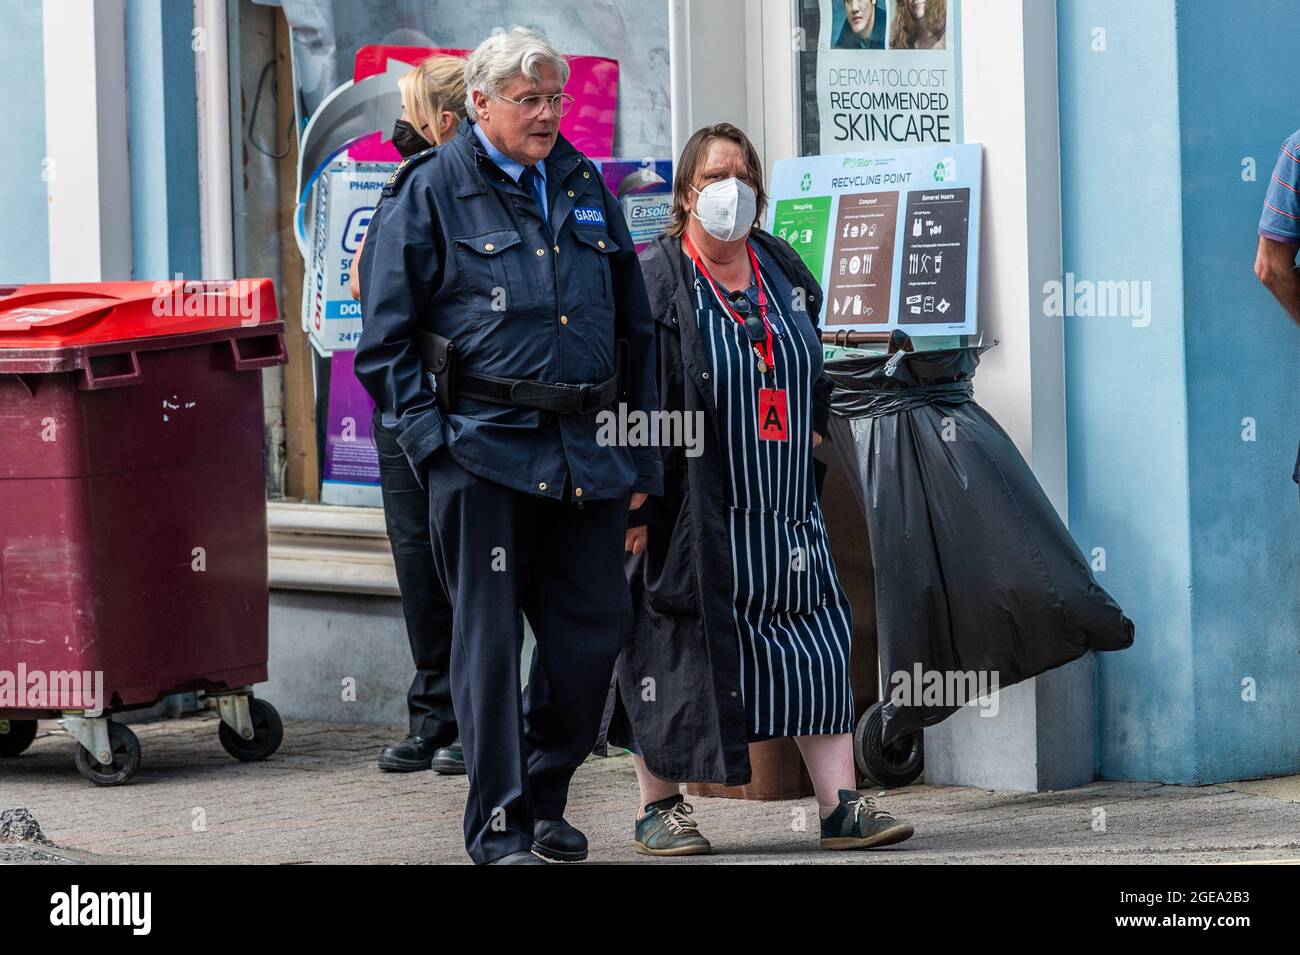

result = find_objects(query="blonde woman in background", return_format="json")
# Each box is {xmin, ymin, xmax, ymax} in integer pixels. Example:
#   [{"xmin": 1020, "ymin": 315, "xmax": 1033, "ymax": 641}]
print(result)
[
  {"xmin": 350, "ymin": 55, "xmax": 472, "ymax": 777},
  {"xmin": 349, "ymin": 55, "xmax": 467, "ymax": 299}
]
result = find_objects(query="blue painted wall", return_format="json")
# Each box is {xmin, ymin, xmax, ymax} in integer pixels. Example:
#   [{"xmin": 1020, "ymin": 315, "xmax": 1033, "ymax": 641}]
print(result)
[
  {"xmin": 1175, "ymin": 3, "xmax": 1300, "ymax": 783},
  {"xmin": 0, "ymin": 2, "xmax": 50, "ymax": 283},
  {"xmin": 1059, "ymin": 0, "xmax": 1299, "ymax": 784},
  {"xmin": 126, "ymin": 0, "xmax": 202, "ymax": 280}
]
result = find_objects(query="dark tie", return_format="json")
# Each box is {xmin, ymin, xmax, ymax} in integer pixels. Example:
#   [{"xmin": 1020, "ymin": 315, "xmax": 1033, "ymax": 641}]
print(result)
[{"xmin": 521, "ymin": 165, "xmax": 549, "ymax": 231}]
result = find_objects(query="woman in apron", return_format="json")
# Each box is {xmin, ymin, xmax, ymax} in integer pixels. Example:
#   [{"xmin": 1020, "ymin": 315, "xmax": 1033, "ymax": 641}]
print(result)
[{"xmin": 612, "ymin": 124, "xmax": 915, "ymax": 855}]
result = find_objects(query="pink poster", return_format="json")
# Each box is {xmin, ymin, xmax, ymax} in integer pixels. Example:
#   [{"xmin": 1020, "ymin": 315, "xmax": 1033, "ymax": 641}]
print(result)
[{"xmin": 350, "ymin": 45, "xmax": 618, "ymax": 162}]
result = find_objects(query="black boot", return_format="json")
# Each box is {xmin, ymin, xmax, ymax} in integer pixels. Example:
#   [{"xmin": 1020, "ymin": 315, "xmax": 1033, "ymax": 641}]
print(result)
[
  {"xmin": 489, "ymin": 850, "xmax": 548, "ymax": 865},
  {"xmin": 532, "ymin": 818, "xmax": 588, "ymax": 862},
  {"xmin": 377, "ymin": 735, "xmax": 440, "ymax": 772},
  {"xmin": 431, "ymin": 739, "xmax": 466, "ymax": 775}
]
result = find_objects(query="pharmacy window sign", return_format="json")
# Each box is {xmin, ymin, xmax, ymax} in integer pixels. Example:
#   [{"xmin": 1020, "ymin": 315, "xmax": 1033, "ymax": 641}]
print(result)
[{"xmin": 767, "ymin": 143, "xmax": 982, "ymax": 336}]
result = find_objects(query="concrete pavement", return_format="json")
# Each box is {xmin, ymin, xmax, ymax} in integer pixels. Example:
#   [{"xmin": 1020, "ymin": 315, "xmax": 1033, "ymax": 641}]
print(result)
[{"xmin": 3, "ymin": 712, "xmax": 1299, "ymax": 864}]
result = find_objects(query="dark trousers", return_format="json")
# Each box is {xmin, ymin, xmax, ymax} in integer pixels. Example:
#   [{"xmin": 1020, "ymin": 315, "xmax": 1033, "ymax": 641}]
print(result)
[
  {"xmin": 423, "ymin": 449, "xmax": 632, "ymax": 864},
  {"xmin": 374, "ymin": 416, "xmax": 458, "ymax": 745}
]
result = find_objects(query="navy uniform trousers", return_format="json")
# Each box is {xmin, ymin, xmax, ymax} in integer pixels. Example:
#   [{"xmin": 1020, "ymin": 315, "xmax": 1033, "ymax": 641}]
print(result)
[
  {"xmin": 423, "ymin": 447, "xmax": 631, "ymax": 864},
  {"xmin": 373, "ymin": 412, "xmax": 457, "ymax": 744}
]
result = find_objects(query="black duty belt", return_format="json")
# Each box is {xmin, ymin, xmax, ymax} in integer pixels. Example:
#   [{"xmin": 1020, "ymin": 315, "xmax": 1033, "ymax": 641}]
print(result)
[
  {"xmin": 416, "ymin": 328, "xmax": 623, "ymax": 415},
  {"xmin": 456, "ymin": 369, "xmax": 619, "ymax": 414}
]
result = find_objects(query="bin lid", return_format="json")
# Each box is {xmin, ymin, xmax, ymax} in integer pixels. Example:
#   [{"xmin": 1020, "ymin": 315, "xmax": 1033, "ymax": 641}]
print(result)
[{"xmin": 0, "ymin": 279, "xmax": 282, "ymax": 373}]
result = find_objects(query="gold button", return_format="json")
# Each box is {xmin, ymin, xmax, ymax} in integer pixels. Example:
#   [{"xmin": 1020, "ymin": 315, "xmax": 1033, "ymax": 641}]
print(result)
[
  {"xmin": 536, "ymin": 248, "xmax": 545, "ymax": 256},
  {"xmin": 560, "ymin": 315, "xmax": 568, "ymax": 325},
  {"xmin": 597, "ymin": 240, "xmax": 606, "ymax": 249},
  {"xmin": 484, "ymin": 242, "xmax": 495, "ymax": 251},
  {"xmin": 567, "ymin": 190, "xmax": 575, "ymax": 198},
  {"xmin": 553, "ymin": 244, "xmax": 559, "ymax": 253},
  {"xmin": 574, "ymin": 487, "xmax": 583, "ymax": 497},
  {"xmin": 583, "ymin": 171, "xmax": 590, "ymax": 179},
  {"xmin": 538, "ymin": 481, "xmax": 548, "ymax": 491}
]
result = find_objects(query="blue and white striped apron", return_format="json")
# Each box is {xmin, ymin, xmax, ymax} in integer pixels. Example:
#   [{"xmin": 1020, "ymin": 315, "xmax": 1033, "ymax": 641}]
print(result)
[{"xmin": 691, "ymin": 249, "xmax": 855, "ymax": 739}]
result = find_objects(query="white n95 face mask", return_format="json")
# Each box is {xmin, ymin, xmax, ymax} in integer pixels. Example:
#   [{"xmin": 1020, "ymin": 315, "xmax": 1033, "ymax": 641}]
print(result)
[{"xmin": 691, "ymin": 177, "xmax": 758, "ymax": 242}]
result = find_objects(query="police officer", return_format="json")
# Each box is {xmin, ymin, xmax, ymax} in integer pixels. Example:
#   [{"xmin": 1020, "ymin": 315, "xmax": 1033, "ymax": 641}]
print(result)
[{"xmin": 355, "ymin": 27, "xmax": 662, "ymax": 865}]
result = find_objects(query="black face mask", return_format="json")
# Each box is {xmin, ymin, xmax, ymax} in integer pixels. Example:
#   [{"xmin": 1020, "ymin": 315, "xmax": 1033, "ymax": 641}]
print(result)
[{"xmin": 392, "ymin": 119, "xmax": 430, "ymax": 158}]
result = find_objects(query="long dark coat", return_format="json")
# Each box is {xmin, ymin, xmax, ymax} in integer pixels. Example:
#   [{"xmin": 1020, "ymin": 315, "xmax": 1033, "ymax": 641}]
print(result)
[{"xmin": 608, "ymin": 230, "xmax": 831, "ymax": 785}]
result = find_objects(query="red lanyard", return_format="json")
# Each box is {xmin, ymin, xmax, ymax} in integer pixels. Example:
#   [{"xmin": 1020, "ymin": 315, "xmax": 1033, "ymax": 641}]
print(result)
[{"xmin": 682, "ymin": 233, "xmax": 775, "ymax": 375}]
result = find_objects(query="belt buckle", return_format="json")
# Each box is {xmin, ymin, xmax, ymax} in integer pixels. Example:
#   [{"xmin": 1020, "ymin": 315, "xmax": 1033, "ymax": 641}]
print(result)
[{"xmin": 576, "ymin": 382, "xmax": 594, "ymax": 413}]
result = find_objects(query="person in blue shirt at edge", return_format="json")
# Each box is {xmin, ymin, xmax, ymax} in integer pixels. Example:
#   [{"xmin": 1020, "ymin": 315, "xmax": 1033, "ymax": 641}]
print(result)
[
  {"xmin": 348, "ymin": 55, "xmax": 469, "ymax": 778},
  {"xmin": 355, "ymin": 26, "xmax": 662, "ymax": 866},
  {"xmin": 1252, "ymin": 127, "xmax": 1300, "ymax": 497},
  {"xmin": 834, "ymin": 0, "xmax": 887, "ymax": 50}
]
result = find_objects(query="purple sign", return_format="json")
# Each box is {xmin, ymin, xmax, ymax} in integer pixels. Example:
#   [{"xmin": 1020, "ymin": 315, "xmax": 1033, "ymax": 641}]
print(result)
[{"xmin": 322, "ymin": 349, "xmax": 382, "ymax": 505}]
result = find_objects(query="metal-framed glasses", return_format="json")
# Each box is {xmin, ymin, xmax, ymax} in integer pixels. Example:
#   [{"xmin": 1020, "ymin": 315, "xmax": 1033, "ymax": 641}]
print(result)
[{"xmin": 497, "ymin": 92, "xmax": 575, "ymax": 118}]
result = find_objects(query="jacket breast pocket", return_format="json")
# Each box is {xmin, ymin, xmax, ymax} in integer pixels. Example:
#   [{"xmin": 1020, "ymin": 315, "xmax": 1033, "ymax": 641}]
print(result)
[
  {"xmin": 451, "ymin": 229, "xmax": 537, "ymax": 315},
  {"xmin": 572, "ymin": 228, "xmax": 620, "ymax": 305}
]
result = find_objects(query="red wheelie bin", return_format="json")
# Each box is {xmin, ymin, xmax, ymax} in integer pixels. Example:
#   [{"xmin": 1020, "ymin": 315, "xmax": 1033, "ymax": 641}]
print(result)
[{"xmin": 0, "ymin": 279, "xmax": 287, "ymax": 785}]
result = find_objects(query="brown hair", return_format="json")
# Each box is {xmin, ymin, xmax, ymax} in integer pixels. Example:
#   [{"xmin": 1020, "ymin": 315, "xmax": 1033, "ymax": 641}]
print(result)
[
  {"xmin": 890, "ymin": 0, "xmax": 947, "ymax": 50},
  {"xmin": 399, "ymin": 54, "xmax": 468, "ymax": 145},
  {"xmin": 667, "ymin": 123, "xmax": 767, "ymax": 238}
]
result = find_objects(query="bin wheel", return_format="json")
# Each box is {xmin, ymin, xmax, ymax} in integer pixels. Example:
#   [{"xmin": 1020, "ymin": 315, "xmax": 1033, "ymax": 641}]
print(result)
[
  {"xmin": 854, "ymin": 701, "xmax": 923, "ymax": 789},
  {"xmin": 0, "ymin": 719, "xmax": 38, "ymax": 757},
  {"xmin": 218, "ymin": 698, "xmax": 283, "ymax": 762},
  {"xmin": 73, "ymin": 722, "xmax": 141, "ymax": 786}
]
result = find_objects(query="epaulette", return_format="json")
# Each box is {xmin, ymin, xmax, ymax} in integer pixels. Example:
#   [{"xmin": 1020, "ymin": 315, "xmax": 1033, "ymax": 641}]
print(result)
[{"xmin": 381, "ymin": 146, "xmax": 438, "ymax": 198}]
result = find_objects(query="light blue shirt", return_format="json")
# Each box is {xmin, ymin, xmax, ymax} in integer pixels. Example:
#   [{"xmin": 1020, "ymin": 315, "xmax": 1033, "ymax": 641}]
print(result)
[
  {"xmin": 1259, "ymin": 129, "xmax": 1300, "ymax": 243},
  {"xmin": 472, "ymin": 121, "xmax": 548, "ymax": 213}
]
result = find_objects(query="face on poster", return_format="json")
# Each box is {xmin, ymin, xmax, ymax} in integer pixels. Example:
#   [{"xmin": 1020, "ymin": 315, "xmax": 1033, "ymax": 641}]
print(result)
[
  {"xmin": 817, "ymin": 0, "xmax": 961, "ymax": 155},
  {"xmin": 767, "ymin": 142, "xmax": 981, "ymax": 336}
]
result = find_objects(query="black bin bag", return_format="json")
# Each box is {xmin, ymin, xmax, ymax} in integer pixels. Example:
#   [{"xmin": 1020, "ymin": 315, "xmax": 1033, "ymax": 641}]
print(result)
[{"xmin": 825, "ymin": 344, "xmax": 1134, "ymax": 746}]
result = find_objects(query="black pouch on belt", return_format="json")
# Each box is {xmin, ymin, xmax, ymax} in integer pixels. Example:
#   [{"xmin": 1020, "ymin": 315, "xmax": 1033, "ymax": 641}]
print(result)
[{"xmin": 415, "ymin": 329, "xmax": 456, "ymax": 413}]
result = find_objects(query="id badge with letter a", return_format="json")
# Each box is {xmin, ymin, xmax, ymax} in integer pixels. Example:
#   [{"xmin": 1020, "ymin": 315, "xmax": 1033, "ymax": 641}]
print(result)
[{"xmin": 758, "ymin": 388, "xmax": 789, "ymax": 441}]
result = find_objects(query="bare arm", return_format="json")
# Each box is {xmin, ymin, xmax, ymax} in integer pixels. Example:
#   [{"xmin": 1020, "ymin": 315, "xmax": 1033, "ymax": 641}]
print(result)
[{"xmin": 1254, "ymin": 235, "xmax": 1300, "ymax": 326}]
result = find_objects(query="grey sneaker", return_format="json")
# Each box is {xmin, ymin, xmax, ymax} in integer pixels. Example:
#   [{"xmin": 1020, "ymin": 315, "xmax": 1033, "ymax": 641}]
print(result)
[
  {"xmin": 819, "ymin": 789, "xmax": 914, "ymax": 850},
  {"xmin": 634, "ymin": 794, "xmax": 712, "ymax": 856}
]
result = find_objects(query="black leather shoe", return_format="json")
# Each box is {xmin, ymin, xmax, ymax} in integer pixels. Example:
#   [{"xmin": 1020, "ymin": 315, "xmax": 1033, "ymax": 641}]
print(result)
[
  {"xmin": 533, "ymin": 818, "xmax": 588, "ymax": 862},
  {"xmin": 489, "ymin": 850, "xmax": 548, "ymax": 865},
  {"xmin": 377, "ymin": 735, "xmax": 439, "ymax": 772},
  {"xmin": 431, "ymin": 739, "xmax": 466, "ymax": 775}
]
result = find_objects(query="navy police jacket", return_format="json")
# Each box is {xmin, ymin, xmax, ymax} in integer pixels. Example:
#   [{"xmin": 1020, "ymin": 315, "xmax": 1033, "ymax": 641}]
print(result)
[{"xmin": 355, "ymin": 117, "xmax": 663, "ymax": 502}]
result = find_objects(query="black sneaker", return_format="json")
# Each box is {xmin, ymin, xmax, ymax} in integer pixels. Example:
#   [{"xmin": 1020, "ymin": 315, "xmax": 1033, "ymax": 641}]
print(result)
[
  {"xmin": 431, "ymin": 739, "xmax": 466, "ymax": 775},
  {"xmin": 634, "ymin": 794, "xmax": 711, "ymax": 856},
  {"xmin": 819, "ymin": 789, "xmax": 914, "ymax": 850},
  {"xmin": 377, "ymin": 735, "xmax": 438, "ymax": 772}
]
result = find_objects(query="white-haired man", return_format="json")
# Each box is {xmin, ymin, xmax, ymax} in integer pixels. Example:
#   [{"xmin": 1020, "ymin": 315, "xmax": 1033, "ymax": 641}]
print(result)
[{"xmin": 356, "ymin": 27, "xmax": 662, "ymax": 864}]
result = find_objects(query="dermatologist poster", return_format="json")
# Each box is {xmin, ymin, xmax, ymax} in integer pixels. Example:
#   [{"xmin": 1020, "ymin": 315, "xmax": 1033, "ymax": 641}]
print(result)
[
  {"xmin": 767, "ymin": 142, "xmax": 982, "ymax": 336},
  {"xmin": 814, "ymin": 0, "xmax": 961, "ymax": 154}
]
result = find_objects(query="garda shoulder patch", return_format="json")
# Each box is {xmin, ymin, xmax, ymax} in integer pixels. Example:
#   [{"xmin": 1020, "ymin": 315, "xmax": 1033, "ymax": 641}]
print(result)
[
  {"xmin": 572, "ymin": 205, "xmax": 606, "ymax": 227},
  {"xmin": 381, "ymin": 147, "xmax": 438, "ymax": 198}
]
